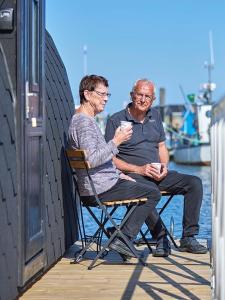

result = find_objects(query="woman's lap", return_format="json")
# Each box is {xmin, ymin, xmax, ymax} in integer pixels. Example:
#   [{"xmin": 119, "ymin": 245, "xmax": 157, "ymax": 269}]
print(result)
[{"xmin": 98, "ymin": 178, "xmax": 160, "ymax": 202}]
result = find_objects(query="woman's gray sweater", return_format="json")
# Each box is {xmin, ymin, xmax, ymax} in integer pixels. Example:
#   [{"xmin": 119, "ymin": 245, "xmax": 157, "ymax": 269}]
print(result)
[{"xmin": 68, "ymin": 112, "xmax": 120, "ymax": 196}]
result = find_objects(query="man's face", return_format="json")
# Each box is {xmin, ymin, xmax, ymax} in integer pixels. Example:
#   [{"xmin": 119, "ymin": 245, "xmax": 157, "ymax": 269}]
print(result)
[{"xmin": 131, "ymin": 82, "xmax": 155, "ymax": 114}]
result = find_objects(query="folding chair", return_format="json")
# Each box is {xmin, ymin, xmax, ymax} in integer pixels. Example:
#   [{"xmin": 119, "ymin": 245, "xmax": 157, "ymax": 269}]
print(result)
[
  {"xmin": 66, "ymin": 149, "xmax": 150, "ymax": 270},
  {"xmin": 135, "ymin": 191, "xmax": 179, "ymax": 249}
]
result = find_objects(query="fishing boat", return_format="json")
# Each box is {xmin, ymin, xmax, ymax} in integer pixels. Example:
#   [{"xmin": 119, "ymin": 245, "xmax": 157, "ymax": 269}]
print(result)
[
  {"xmin": 171, "ymin": 31, "xmax": 215, "ymax": 165},
  {"xmin": 173, "ymin": 103, "xmax": 212, "ymax": 165}
]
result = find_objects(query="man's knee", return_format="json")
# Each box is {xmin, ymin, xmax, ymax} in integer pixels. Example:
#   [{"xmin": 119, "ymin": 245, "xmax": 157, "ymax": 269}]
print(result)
[
  {"xmin": 185, "ymin": 175, "xmax": 202, "ymax": 191},
  {"xmin": 190, "ymin": 175, "xmax": 202, "ymax": 187},
  {"xmin": 146, "ymin": 188, "xmax": 161, "ymax": 203}
]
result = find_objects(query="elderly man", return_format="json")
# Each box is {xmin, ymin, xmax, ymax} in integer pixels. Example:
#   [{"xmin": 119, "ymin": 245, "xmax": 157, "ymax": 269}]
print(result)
[{"xmin": 105, "ymin": 79, "xmax": 207, "ymax": 256}]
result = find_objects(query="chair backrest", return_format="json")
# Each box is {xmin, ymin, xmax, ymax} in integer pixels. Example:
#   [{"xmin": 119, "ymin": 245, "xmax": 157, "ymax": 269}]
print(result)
[
  {"xmin": 66, "ymin": 148, "xmax": 148, "ymax": 206},
  {"xmin": 66, "ymin": 148, "xmax": 101, "ymax": 207},
  {"xmin": 66, "ymin": 149, "xmax": 91, "ymax": 170}
]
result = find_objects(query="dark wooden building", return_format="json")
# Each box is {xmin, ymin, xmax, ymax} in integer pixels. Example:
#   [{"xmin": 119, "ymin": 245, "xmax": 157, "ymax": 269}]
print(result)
[{"xmin": 0, "ymin": 1, "xmax": 78, "ymax": 299}]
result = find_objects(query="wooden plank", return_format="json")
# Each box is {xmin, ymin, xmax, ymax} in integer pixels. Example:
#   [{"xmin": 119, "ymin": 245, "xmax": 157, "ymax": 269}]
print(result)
[
  {"xmin": 19, "ymin": 242, "xmax": 211, "ymax": 300},
  {"xmin": 104, "ymin": 198, "xmax": 148, "ymax": 206},
  {"xmin": 69, "ymin": 160, "xmax": 90, "ymax": 169},
  {"xmin": 66, "ymin": 149, "xmax": 87, "ymax": 158}
]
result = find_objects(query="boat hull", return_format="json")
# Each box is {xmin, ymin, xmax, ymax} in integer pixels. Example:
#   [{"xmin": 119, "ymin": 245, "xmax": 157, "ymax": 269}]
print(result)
[{"xmin": 173, "ymin": 144, "xmax": 211, "ymax": 165}]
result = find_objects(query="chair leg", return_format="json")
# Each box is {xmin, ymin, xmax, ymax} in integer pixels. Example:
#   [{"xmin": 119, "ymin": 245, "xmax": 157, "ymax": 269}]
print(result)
[
  {"xmin": 136, "ymin": 194, "xmax": 179, "ymax": 248},
  {"xmin": 139, "ymin": 229, "xmax": 153, "ymax": 253},
  {"xmin": 73, "ymin": 222, "xmax": 109, "ymax": 264},
  {"xmin": 88, "ymin": 204, "xmax": 149, "ymax": 269},
  {"xmin": 158, "ymin": 195, "xmax": 179, "ymax": 248},
  {"xmin": 76, "ymin": 202, "xmax": 148, "ymax": 269},
  {"xmin": 87, "ymin": 206, "xmax": 148, "ymax": 270},
  {"xmin": 73, "ymin": 206, "xmax": 118, "ymax": 263},
  {"xmin": 160, "ymin": 219, "xmax": 178, "ymax": 248}
]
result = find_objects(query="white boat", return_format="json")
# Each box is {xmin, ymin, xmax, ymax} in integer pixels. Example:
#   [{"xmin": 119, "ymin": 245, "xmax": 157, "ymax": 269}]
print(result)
[
  {"xmin": 173, "ymin": 104, "xmax": 212, "ymax": 165},
  {"xmin": 173, "ymin": 32, "xmax": 215, "ymax": 166},
  {"xmin": 173, "ymin": 143, "xmax": 210, "ymax": 165}
]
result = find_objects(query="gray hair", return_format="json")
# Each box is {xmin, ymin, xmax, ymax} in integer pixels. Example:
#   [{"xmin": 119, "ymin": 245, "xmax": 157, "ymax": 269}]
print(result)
[{"xmin": 132, "ymin": 79, "xmax": 156, "ymax": 93}]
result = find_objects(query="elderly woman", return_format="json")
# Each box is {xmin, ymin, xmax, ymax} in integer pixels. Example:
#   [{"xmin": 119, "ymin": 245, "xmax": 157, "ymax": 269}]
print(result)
[{"xmin": 68, "ymin": 75, "xmax": 161, "ymax": 258}]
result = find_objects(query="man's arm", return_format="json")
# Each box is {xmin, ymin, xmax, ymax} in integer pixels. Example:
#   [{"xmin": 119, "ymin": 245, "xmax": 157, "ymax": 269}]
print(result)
[
  {"xmin": 158, "ymin": 141, "xmax": 169, "ymax": 166},
  {"xmin": 112, "ymin": 141, "xmax": 169, "ymax": 178},
  {"xmin": 151, "ymin": 141, "xmax": 169, "ymax": 181},
  {"xmin": 113, "ymin": 157, "xmax": 154, "ymax": 178},
  {"xmin": 113, "ymin": 157, "xmax": 140, "ymax": 173}
]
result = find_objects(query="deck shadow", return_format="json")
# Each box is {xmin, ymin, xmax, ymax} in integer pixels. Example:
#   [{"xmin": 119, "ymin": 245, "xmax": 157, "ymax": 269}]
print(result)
[{"xmin": 121, "ymin": 250, "xmax": 210, "ymax": 300}]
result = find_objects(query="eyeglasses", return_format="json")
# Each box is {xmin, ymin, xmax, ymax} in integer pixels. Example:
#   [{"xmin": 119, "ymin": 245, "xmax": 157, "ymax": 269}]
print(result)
[
  {"xmin": 94, "ymin": 90, "xmax": 111, "ymax": 98},
  {"xmin": 134, "ymin": 92, "xmax": 156, "ymax": 102}
]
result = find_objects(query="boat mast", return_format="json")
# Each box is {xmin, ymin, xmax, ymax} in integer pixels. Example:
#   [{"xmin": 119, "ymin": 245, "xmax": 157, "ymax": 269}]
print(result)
[
  {"xmin": 204, "ymin": 30, "xmax": 215, "ymax": 104},
  {"xmin": 83, "ymin": 45, "xmax": 88, "ymax": 75}
]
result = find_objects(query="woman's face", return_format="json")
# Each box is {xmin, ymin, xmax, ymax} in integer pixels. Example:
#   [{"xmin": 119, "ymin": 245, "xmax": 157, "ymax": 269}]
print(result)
[{"xmin": 88, "ymin": 83, "xmax": 110, "ymax": 115}]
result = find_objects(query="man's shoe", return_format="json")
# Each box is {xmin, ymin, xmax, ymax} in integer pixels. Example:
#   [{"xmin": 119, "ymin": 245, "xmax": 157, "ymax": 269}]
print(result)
[
  {"xmin": 109, "ymin": 237, "xmax": 136, "ymax": 258},
  {"xmin": 153, "ymin": 236, "xmax": 171, "ymax": 257},
  {"xmin": 179, "ymin": 236, "xmax": 208, "ymax": 254},
  {"xmin": 106, "ymin": 226, "xmax": 116, "ymax": 237}
]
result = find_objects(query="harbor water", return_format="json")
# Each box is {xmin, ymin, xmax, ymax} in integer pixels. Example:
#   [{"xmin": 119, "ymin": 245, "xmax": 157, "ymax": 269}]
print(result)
[
  {"xmin": 82, "ymin": 162, "xmax": 211, "ymax": 241},
  {"xmin": 164, "ymin": 162, "xmax": 211, "ymax": 240}
]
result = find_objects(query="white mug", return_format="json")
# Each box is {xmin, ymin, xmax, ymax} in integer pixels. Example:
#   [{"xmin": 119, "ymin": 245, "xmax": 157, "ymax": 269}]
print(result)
[
  {"xmin": 151, "ymin": 162, "xmax": 161, "ymax": 174},
  {"xmin": 120, "ymin": 121, "xmax": 132, "ymax": 131}
]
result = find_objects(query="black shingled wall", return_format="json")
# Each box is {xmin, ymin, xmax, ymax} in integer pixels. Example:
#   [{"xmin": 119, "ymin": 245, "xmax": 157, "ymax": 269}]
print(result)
[
  {"xmin": 0, "ymin": 0, "xmax": 18, "ymax": 298},
  {"xmin": 0, "ymin": 28, "xmax": 78, "ymax": 299},
  {"xmin": 44, "ymin": 31, "xmax": 78, "ymax": 266},
  {"xmin": 0, "ymin": 47, "xmax": 18, "ymax": 300}
]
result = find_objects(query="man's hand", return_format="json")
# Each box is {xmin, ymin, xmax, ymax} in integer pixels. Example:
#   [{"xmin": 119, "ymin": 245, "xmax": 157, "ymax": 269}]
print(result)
[
  {"xmin": 136, "ymin": 163, "xmax": 168, "ymax": 181},
  {"xmin": 135, "ymin": 164, "xmax": 153, "ymax": 177},
  {"xmin": 151, "ymin": 163, "xmax": 168, "ymax": 181}
]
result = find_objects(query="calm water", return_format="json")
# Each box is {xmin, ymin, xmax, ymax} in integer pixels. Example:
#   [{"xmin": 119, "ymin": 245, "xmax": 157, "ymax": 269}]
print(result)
[
  {"xmin": 82, "ymin": 162, "xmax": 211, "ymax": 240},
  {"xmin": 161, "ymin": 162, "xmax": 211, "ymax": 240}
]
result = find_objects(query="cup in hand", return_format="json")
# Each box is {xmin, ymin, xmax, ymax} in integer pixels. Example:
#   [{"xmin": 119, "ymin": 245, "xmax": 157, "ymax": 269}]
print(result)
[
  {"xmin": 151, "ymin": 162, "xmax": 161, "ymax": 174},
  {"xmin": 120, "ymin": 121, "xmax": 132, "ymax": 131}
]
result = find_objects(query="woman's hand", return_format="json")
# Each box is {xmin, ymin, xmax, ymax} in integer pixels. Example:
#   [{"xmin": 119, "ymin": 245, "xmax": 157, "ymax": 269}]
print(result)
[
  {"xmin": 119, "ymin": 173, "xmax": 136, "ymax": 182},
  {"xmin": 112, "ymin": 126, "xmax": 133, "ymax": 146}
]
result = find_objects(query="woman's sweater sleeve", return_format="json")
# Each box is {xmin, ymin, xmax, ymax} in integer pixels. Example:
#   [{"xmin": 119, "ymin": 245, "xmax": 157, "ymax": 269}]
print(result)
[{"xmin": 71, "ymin": 115, "xmax": 119, "ymax": 168}]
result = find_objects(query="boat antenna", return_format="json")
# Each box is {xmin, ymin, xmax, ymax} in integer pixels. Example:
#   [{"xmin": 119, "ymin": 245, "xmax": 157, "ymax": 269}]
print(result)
[
  {"xmin": 83, "ymin": 45, "xmax": 88, "ymax": 75},
  {"xmin": 179, "ymin": 84, "xmax": 188, "ymax": 105},
  {"xmin": 203, "ymin": 30, "xmax": 215, "ymax": 104},
  {"xmin": 179, "ymin": 84, "xmax": 192, "ymax": 124}
]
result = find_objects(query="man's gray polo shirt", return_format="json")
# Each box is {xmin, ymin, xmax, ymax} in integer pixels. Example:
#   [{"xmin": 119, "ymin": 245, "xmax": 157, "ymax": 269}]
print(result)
[{"xmin": 105, "ymin": 104, "xmax": 165, "ymax": 166}]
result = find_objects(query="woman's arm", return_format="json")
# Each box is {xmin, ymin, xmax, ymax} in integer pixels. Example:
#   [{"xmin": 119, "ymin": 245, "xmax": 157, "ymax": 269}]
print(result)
[{"xmin": 75, "ymin": 116, "xmax": 118, "ymax": 168}]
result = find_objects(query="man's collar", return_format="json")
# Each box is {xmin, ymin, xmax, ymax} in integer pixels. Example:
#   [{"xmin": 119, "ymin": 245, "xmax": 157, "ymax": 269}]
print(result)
[
  {"xmin": 125, "ymin": 104, "xmax": 134, "ymax": 121},
  {"xmin": 125, "ymin": 103, "xmax": 152, "ymax": 121}
]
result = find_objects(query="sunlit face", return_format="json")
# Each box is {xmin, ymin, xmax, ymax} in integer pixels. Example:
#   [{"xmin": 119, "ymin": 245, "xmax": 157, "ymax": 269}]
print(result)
[
  {"xmin": 131, "ymin": 82, "xmax": 156, "ymax": 114},
  {"xmin": 86, "ymin": 83, "xmax": 110, "ymax": 115}
]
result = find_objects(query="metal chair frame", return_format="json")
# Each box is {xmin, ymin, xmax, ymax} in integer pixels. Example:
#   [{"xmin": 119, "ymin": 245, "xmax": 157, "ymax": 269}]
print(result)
[
  {"xmin": 66, "ymin": 149, "xmax": 150, "ymax": 270},
  {"xmin": 136, "ymin": 192, "xmax": 179, "ymax": 249}
]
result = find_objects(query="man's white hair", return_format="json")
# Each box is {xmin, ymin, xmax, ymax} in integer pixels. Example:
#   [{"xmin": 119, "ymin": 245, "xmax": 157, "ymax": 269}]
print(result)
[{"xmin": 132, "ymin": 79, "xmax": 156, "ymax": 93}]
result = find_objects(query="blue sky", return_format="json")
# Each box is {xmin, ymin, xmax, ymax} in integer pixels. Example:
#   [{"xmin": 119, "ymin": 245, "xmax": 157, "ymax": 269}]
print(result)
[{"xmin": 46, "ymin": 0, "xmax": 225, "ymax": 114}]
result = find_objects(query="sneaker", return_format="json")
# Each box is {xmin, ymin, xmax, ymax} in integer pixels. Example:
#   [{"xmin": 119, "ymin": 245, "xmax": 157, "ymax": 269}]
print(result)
[
  {"xmin": 106, "ymin": 226, "xmax": 116, "ymax": 237},
  {"xmin": 106, "ymin": 227, "xmax": 133, "ymax": 260},
  {"xmin": 179, "ymin": 236, "xmax": 208, "ymax": 254},
  {"xmin": 153, "ymin": 236, "xmax": 171, "ymax": 257},
  {"xmin": 109, "ymin": 237, "xmax": 136, "ymax": 258}
]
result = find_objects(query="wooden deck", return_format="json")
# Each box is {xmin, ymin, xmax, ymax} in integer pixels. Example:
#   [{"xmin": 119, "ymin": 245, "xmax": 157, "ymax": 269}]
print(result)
[{"xmin": 20, "ymin": 241, "xmax": 211, "ymax": 300}]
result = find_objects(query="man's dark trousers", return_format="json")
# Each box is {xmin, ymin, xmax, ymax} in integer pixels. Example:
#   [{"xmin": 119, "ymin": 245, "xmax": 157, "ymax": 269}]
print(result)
[{"xmin": 127, "ymin": 171, "xmax": 203, "ymax": 239}]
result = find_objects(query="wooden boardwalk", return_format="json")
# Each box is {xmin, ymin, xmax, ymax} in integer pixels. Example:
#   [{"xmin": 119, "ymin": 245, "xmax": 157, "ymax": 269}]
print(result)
[{"xmin": 20, "ymin": 242, "xmax": 211, "ymax": 300}]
